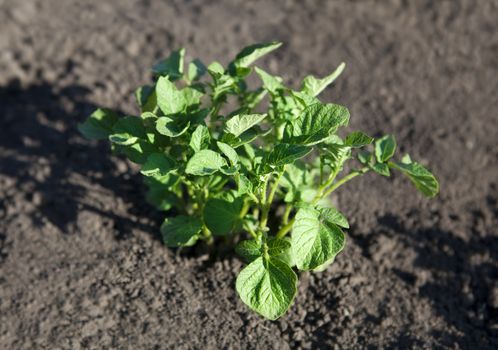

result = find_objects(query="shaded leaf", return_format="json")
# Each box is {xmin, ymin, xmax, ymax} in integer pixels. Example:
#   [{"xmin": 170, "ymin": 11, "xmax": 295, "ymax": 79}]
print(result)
[
  {"xmin": 109, "ymin": 116, "xmax": 146, "ymax": 145},
  {"xmin": 371, "ymin": 162, "xmax": 390, "ymax": 177},
  {"xmin": 152, "ymin": 48, "xmax": 185, "ymax": 80},
  {"xmin": 203, "ymin": 197, "xmax": 243, "ymax": 235},
  {"xmin": 188, "ymin": 59, "xmax": 206, "ymax": 82},
  {"xmin": 78, "ymin": 108, "xmax": 119, "ymax": 140},
  {"xmin": 156, "ymin": 117, "xmax": 190, "ymax": 137},
  {"xmin": 160, "ymin": 215, "xmax": 202, "ymax": 247},
  {"xmin": 140, "ymin": 153, "xmax": 176, "ymax": 177}
]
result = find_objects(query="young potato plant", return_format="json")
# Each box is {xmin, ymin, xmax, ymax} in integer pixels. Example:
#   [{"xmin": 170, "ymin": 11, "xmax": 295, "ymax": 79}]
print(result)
[{"xmin": 79, "ymin": 42, "xmax": 439, "ymax": 320}]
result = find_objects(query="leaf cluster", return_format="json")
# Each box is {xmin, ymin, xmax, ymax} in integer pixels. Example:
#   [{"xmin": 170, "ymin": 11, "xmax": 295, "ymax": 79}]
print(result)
[{"xmin": 79, "ymin": 42, "xmax": 439, "ymax": 320}]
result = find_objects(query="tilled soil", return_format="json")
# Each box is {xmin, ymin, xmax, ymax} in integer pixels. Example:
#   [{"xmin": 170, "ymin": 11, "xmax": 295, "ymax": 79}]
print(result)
[{"xmin": 1, "ymin": 0, "xmax": 497, "ymax": 349}]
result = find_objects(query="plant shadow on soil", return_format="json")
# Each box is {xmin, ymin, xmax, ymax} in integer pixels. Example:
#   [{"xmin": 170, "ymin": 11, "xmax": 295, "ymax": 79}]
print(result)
[
  {"xmin": 350, "ymin": 210, "xmax": 498, "ymax": 347},
  {"xmin": 0, "ymin": 80, "xmax": 245, "ymax": 262},
  {"xmin": 0, "ymin": 80, "xmax": 166, "ymax": 242}
]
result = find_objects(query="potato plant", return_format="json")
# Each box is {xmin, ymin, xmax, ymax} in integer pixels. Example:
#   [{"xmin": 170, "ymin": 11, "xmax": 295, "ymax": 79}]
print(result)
[{"xmin": 79, "ymin": 42, "xmax": 439, "ymax": 320}]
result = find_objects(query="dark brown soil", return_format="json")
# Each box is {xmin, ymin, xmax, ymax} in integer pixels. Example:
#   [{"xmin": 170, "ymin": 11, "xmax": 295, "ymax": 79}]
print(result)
[{"xmin": 1, "ymin": 1, "xmax": 497, "ymax": 349}]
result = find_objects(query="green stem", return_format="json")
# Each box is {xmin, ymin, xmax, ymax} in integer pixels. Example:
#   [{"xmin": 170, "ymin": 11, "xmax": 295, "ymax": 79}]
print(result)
[
  {"xmin": 276, "ymin": 218, "xmax": 294, "ymax": 239},
  {"xmin": 282, "ymin": 204, "xmax": 293, "ymax": 225},
  {"xmin": 259, "ymin": 170, "xmax": 284, "ymax": 230},
  {"xmin": 276, "ymin": 167, "xmax": 369, "ymax": 239},
  {"xmin": 319, "ymin": 168, "xmax": 368, "ymax": 200}
]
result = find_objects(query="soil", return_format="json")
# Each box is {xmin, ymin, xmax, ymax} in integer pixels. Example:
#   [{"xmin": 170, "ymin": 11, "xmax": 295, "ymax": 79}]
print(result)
[{"xmin": 1, "ymin": 0, "xmax": 497, "ymax": 349}]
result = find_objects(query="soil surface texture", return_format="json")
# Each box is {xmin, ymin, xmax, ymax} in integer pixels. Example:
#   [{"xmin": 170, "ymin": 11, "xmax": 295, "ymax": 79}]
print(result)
[{"xmin": 1, "ymin": 0, "xmax": 497, "ymax": 349}]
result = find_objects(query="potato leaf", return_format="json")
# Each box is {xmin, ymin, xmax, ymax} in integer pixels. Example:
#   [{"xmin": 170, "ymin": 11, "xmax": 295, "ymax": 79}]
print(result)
[
  {"xmin": 152, "ymin": 48, "xmax": 185, "ymax": 80},
  {"xmin": 264, "ymin": 143, "xmax": 312, "ymax": 169},
  {"xmin": 78, "ymin": 108, "xmax": 119, "ymax": 140},
  {"xmin": 389, "ymin": 156, "xmax": 439, "ymax": 197},
  {"xmin": 140, "ymin": 153, "xmax": 176, "ymax": 177},
  {"xmin": 375, "ymin": 135, "xmax": 396, "ymax": 163},
  {"xmin": 236, "ymin": 256, "xmax": 297, "ymax": 320},
  {"xmin": 301, "ymin": 62, "xmax": 345, "ymax": 97},
  {"xmin": 161, "ymin": 215, "xmax": 202, "ymax": 247},
  {"xmin": 230, "ymin": 41, "xmax": 282, "ymax": 69},
  {"xmin": 292, "ymin": 205, "xmax": 346, "ymax": 270},
  {"xmin": 186, "ymin": 150, "xmax": 227, "ymax": 176},
  {"xmin": 287, "ymin": 103, "xmax": 349, "ymax": 145},
  {"xmin": 203, "ymin": 197, "xmax": 243, "ymax": 235},
  {"xmin": 189, "ymin": 124, "xmax": 211, "ymax": 152},
  {"xmin": 224, "ymin": 113, "xmax": 267, "ymax": 137}
]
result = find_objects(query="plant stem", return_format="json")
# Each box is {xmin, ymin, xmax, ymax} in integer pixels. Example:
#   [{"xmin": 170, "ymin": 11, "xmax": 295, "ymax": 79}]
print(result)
[
  {"xmin": 276, "ymin": 218, "xmax": 294, "ymax": 239},
  {"xmin": 276, "ymin": 167, "xmax": 369, "ymax": 239},
  {"xmin": 282, "ymin": 204, "xmax": 293, "ymax": 225},
  {"xmin": 319, "ymin": 168, "xmax": 368, "ymax": 200},
  {"xmin": 259, "ymin": 169, "xmax": 284, "ymax": 230}
]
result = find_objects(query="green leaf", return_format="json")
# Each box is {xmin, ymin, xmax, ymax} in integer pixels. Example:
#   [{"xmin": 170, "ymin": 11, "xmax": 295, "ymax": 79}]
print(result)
[
  {"xmin": 156, "ymin": 117, "xmax": 190, "ymax": 137},
  {"xmin": 375, "ymin": 135, "xmax": 396, "ymax": 163},
  {"xmin": 140, "ymin": 153, "xmax": 176, "ymax": 177},
  {"xmin": 236, "ymin": 174, "xmax": 253, "ymax": 196},
  {"xmin": 280, "ymin": 162, "xmax": 309, "ymax": 203},
  {"xmin": 371, "ymin": 162, "xmax": 390, "ymax": 177},
  {"xmin": 344, "ymin": 131, "xmax": 374, "ymax": 148},
  {"xmin": 188, "ymin": 59, "xmax": 206, "ymax": 82},
  {"xmin": 135, "ymin": 85, "xmax": 156, "ymax": 112},
  {"xmin": 203, "ymin": 197, "xmax": 243, "ymax": 235},
  {"xmin": 389, "ymin": 157, "xmax": 439, "ymax": 197},
  {"xmin": 271, "ymin": 237, "xmax": 295, "ymax": 267},
  {"xmin": 322, "ymin": 143, "xmax": 351, "ymax": 171},
  {"xmin": 152, "ymin": 48, "xmax": 185, "ymax": 80},
  {"xmin": 156, "ymin": 76, "xmax": 202, "ymax": 115},
  {"xmin": 267, "ymin": 238, "xmax": 291, "ymax": 256},
  {"xmin": 254, "ymin": 67, "xmax": 283, "ymax": 94},
  {"xmin": 287, "ymin": 103, "xmax": 350, "ymax": 145},
  {"xmin": 230, "ymin": 41, "xmax": 282, "ymax": 69},
  {"xmin": 224, "ymin": 114, "xmax": 267, "ymax": 137},
  {"xmin": 291, "ymin": 206, "xmax": 346, "ymax": 270},
  {"xmin": 155, "ymin": 77, "xmax": 185, "ymax": 114},
  {"xmin": 236, "ymin": 239, "xmax": 262, "ymax": 263},
  {"xmin": 115, "ymin": 140, "xmax": 156, "ymax": 164},
  {"xmin": 301, "ymin": 62, "xmax": 345, "ymax": 97},
  {"xmin": 145, "ymin": 181, "xmax": 178, "ymax": 211},
  {"xmin": 236, "ymin": 256, "xmax": 297, "ymax": 320},
  {"xmin": 242, "ymin": 88, "xmax": 267, "ymax": 110},
  {"xmin": 223, "ymin": 127, "xmax": 262, "ymax": 148},
  {"xmin": 109, "ymin": 116, "xmax": 147, "ymax": 145},
  {"xmin": 319, "ymin": 207, "xmax": 349, "ymax": 229},
  {"xmin": 357, "ymin": 150, "xmax": 373, "ymax": 165},
  {"xmin": 185, "ymin": 150, "xmax": 227, "ymax": 176},
  {"xmin": 217, "ymin": 141, "xmax": 239, "ymax": 166},
  {"xmin": 189, "ymin": 124, "xmax": 211, "ymax": 152},
  {"xmin": 264, "ymin": 143, "xmax": 312, "ymax": 168},
  {"xmin": 160, "ymin": 215, "xmax": 201, "ymax": 247},
  {"xmin": 78, "ymin": 108, "xmax": 119, "ymax": 140},
  {"xmin": 290, "ymin": 90, "xmax": 320, "ymax": 108},
  {"xmin": 207, "ymin": 61, "xmax": 225, "ymax": 75}
]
